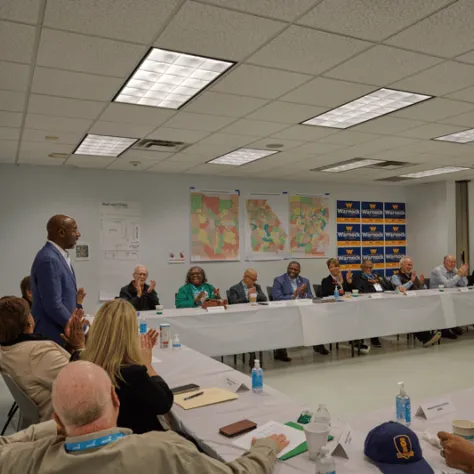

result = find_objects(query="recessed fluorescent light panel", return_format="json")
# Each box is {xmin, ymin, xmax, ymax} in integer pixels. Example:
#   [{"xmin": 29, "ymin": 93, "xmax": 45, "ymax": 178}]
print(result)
[
  {"xmin": 74, "ymin": 134, "xmax": 137, "ymax": 157},
  {"xmin": 114, "ymin": 48, "xmax": 234, "ymax": 109},
  {"xmin": 208, "ymin": 148, "xmax": 279, "ymax": 166},
  {"xmin": 434, "ymin": 128, "xmax": 474, "ymax": 144},
  {"xmin": 399, "ymin": 167, "xmax": 470, "ymax": 179},
  {"xmin": 303, "ymin": 88, "xmax": 432, "ymax": 129},
  {"xmin": 312, "ymin": 158, "xmax": 386, "ymax": 173}
]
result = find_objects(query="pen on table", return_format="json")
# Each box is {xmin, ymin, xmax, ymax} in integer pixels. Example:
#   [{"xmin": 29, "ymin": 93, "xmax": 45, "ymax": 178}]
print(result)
[{"xmin": 184, "ymin": 391, "xmax": 204, "ymax": 401}]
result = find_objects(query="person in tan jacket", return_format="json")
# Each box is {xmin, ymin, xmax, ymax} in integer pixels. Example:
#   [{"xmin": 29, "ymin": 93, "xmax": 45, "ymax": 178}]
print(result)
[
  {"xmin": 0, "ymin": 297, "xmax": 85, "ymax": 422},
  {"xmin": 0, "ymin": 361, "xmax": 289, "ymax": 474}
]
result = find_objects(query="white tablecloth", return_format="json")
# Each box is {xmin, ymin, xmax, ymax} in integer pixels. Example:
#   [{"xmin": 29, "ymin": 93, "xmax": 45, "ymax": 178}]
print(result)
[{"xmin": 144, "ymin": 289, "xmax": 474, "ymax": 356}]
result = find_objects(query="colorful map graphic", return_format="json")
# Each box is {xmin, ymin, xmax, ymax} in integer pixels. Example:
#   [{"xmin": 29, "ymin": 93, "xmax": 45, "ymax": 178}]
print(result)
[
  {"xmin": 191, "ymin": 192, "xmax": 239, "ymax": 261},
  {"xmin": 246, "ymin": 199, "xmax": 287, "ymax": 253},
  {"xmin": 290, "ymin": 195, "xmax": 330, "ymax": 257}
]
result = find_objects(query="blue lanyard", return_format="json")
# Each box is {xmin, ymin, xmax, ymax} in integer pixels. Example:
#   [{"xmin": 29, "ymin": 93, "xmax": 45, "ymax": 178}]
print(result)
[{"xmin": 64, "ymin": 432, "xmax": 127, "ymax": 452}]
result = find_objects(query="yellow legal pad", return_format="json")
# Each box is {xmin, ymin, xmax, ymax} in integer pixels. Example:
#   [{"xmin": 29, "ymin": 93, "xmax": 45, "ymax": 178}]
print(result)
[{"xmin": 174, "ymin": 388, "xmax": 238, "ymax": 410}]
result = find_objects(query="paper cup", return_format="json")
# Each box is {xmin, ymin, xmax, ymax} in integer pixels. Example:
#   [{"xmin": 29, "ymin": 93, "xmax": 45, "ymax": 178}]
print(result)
[
  {"xmin": 352, "ymin": 289, "xmax": 359, "ymax": 297},
  {"xmin": 453, "ymin": 420, "xmax": 474, "ymax": 441},
  {"xmin": 438, "ymin": 285, "xmax": 445, "ymax": 292},
  {"xmin": 249, "ymin": 293, "xmax": 257, "ymax": 305},
  {"xmin": 156, "ymin": 304, "xmax": 164, "ymax": 314},
  {"xmin": 304, "ymin": 422, "xmax": 330, "ymax": 461}
]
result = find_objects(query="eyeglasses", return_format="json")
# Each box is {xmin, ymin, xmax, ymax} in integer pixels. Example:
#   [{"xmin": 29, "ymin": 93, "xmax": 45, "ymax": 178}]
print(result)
[
  {"xmin": 135, "ymin": 273, "xmax": 148, "ymax": 277},
  {"xmin": 189, "ymin": 272, "xmax": 202, "ymax": 277}
]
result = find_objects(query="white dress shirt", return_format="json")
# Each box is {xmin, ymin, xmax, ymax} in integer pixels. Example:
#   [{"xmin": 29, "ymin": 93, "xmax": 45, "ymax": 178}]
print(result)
[{"xmin": 47, "ymin": 240, "xmax": 72, "ymax": 271}]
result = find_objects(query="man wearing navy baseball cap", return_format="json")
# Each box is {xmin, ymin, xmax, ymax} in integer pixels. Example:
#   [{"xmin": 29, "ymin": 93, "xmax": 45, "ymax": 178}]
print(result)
[{"xmin": 365, "ymin": 421, "xmax": 434, "ymax": 473}]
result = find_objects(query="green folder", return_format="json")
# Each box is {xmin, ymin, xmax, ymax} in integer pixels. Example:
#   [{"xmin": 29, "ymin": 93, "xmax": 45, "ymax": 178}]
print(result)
[{"xmin": 279, "ymin": 422, "xmax": 334, "ymax": 461}]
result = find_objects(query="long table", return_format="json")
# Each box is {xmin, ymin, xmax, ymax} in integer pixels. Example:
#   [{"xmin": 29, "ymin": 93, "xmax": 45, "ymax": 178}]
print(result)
[
  {"xmin": 153, "ymin": 343, "xmax": 472, "ymax": 473},
  {"xmin": 144, "ymin": 289, "xmax": 474, "ymax": 356}
]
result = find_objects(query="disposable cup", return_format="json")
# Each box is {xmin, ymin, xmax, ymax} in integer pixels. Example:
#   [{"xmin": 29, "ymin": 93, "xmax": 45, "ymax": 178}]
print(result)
[{"xmin": 304, "ymin": 422, "xmax": 330, "ymax": 461}]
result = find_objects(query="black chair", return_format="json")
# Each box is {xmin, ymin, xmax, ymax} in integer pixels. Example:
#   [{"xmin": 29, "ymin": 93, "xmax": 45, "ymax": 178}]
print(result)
[
  {"xmin": 226, "ymin": 289, "xmax": 231, "ymax": 303},
  {"xmin": 267, "ymin": 286, "xmax": 274, "ymax": 301},
  {"xmin": 424, "ymin": 278, "xmax": 430, "ymax": 289},
  {"xmin": 313, "ymin": 284, "xmax": 322, "ymax": 298}
]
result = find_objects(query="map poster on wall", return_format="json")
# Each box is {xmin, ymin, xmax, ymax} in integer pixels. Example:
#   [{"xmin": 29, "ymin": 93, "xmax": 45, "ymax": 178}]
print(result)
[
  {"xmin": 289, "ymin": 194, "xmax": 330, "ymax": 258},
  {"xmin": 190, "ymin": 189, "xmax": 240, "ymax": 262},
  {"xmin": 244, "ymin": 192, "xmax": 289, "ymax": 261}
]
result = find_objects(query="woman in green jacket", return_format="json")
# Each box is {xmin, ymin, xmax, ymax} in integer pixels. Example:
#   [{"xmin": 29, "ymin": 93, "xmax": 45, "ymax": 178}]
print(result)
[{"xmin": 175, "ymin": 266, "xmax": 220, "ymax": 308}]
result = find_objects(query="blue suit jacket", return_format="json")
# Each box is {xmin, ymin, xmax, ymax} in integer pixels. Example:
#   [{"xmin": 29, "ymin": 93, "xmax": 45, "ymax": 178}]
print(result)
[
  {"xmin": 31, "ymin": 242, "xmax": 77, "ymax": 344},
  {"xmin": 272, "ymin": 273, "xmax": 313, "ymax": 300}
]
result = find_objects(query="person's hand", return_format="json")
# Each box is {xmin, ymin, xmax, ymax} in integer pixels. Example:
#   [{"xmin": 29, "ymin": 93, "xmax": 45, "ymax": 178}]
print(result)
[
  {"xmin": 77, "ymin": 288, "xmax": 86, "ymax": 305},
  {"xmin": 368, "ymin": 279, "xmax": 376, "ymax": 284},
  {"xmin": 252, "ymin": 434, "xmax": 289, "ymax": 454},
  {"xmin": 398, "ymin": 286, "xmax": 407, "ymax": 294},
  {"xmin": 298, "ymin": 283, "xmax": 307, "ymax": 297},
  {"xmin": 140, "ymin": 332, "xmax": 154, "ymax": 365},
  {"xmin": 248, "ymin": 287, "xmax": 257, "ymax": 295},
  {"xmin": 194, "ymin": 291, "xmax": 206, "ymax": 303},
  {"xmin": 339, "ymin": 289, "xmax": 345, "ymax": 296},
  {"xmin": 147, "ymin": 280, "xmax": 156, "ymax": 294},
  {"xmin": 420, "ymin": 273, "xmax": 425, "ymax": 284},
  {"xmin": 346, "ymin": 269, "xmax": 353, "ymax": 284},
  {"xmin": 133, "ymin": 280, "xmax": 143, "ymax": 297},
  {"xmin": 62, "ymin": 308, "xmax": 84, "ymax": 339},
  {"xmin": 459, "ymin": 264, "xmax": 469, "ymax": 277},
  {"xmin": 411, "ymin": 271, "xmax": 417, "ymax": 283},
  {"xmin": 146, "ymin": 329, "xmax": 159, "ymax": 347},
  {"xmin": 438, "ymin": 431, "xmax": 474, "ymax": 473},
  {"xmin": 61, "ymin": 310, "xmax": 87, "ymax": 350},
  {"xmin": 214, "ymin": 288, "xmax": 221, "ymax": 299}
]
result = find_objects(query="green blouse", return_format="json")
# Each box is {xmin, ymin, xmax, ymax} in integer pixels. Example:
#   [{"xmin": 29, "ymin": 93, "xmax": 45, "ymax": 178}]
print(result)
[{"xmin": 175, "ymin": 283, "xmax": 217, "ymax": 308}]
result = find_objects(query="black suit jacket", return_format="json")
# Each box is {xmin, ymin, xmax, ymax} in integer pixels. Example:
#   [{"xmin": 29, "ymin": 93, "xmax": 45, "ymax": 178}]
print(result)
[
  {"xmin": 228, "ymin": 282, "xmax": 267, "ymax": 304},
  {"xmin": 120, "ymin": 281, "xmax": 159, "ymax": 310},
  {"xmin": 320, "ymin": 275, "xmax": 352, "ymax": 298},
  {"xmin": 353, "ymin": 273, "xmax": 394, "ymax": 293}
]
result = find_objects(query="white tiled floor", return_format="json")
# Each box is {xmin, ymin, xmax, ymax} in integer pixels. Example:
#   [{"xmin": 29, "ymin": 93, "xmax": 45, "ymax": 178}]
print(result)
[{"xmin": 1, "ymin": 331, "xmax": 473, "ymax": 434}]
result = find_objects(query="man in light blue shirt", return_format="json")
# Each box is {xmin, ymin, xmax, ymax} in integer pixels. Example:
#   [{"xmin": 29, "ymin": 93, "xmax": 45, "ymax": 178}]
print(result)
[{"xmin": 391, "ymin": 256, "xmax": 426, "ymax": 291}]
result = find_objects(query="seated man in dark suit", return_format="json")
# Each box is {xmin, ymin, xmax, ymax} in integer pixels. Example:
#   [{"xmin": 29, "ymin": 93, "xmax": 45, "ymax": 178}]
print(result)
[
  {"xmin": 120, "ymin": 265, "xmax": 159, "ymax": 311},
  {"xmin": 228, "ymin": 269, "xmax": 267, "ymax": 305}
]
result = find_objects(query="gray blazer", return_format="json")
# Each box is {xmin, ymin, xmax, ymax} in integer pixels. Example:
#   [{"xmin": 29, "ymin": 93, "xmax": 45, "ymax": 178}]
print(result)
[{"xmin": 228, "ymin": 282, "xmax": 267, "ymax": 304}]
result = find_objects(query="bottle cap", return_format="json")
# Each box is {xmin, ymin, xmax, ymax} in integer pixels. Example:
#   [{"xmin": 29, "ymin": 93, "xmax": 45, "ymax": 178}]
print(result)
[{"xmin": 320, "ymin": 446, "xmax": 330, "ymax": 456}]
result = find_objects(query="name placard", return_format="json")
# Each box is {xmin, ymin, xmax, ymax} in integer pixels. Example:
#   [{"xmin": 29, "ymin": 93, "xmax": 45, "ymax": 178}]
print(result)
[
  {"xmin": 416, "ymin": 398, "xmax": 455, "ymax": 420},
  {"xmin": 369, "ymin": 294, "xmax": 383, "ymax": 299},
  {"xmin": 223, "ymin": 375, "xmax": 249, "ymax": 393},
  {"xmin": 329, "ymin": 423, "xmax": 352, "ymax": 459},
  {"xmin": 459, "ymin": 287, "xmax": 470, "ymax": 292},
  {"xmin": 207, "ymin": 306, "xmax": 226, "ymax": 313}
]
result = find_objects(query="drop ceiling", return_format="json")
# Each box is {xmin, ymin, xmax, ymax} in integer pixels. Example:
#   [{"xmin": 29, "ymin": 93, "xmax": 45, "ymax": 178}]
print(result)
[{"xmin": 1, "ymin": 0, "xmax": 474, "ymax": 184}]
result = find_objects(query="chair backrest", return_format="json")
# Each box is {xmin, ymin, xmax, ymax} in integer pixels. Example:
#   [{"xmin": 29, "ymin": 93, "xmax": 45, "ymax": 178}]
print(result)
[
  {"xmin": 266, "ymin": 286, "xmax": 274, "ymax": 301},
  {"xmin": 226, "ymin": 289, "xmax": 232, "ymax": 303},
  {"xmin": 424, "ymin": 277, "xmax": 431, "ymax": 289},
  {"xmin": 313, "ymin": 284, "xmax": 322, "ymax": 298},
  {"xmin": 2, "ymin": 373, "xmax": 40, "ymax": 430}
]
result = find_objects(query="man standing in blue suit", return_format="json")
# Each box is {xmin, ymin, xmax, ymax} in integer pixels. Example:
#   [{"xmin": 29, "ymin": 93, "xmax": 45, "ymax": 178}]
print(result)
[
  {"xmin": 31, "ymin": 215, "xmax": 83, "ymax": 344},
  {"xmin": 271, "ymin": 261, "xmax": 314, "ymax": 362}
]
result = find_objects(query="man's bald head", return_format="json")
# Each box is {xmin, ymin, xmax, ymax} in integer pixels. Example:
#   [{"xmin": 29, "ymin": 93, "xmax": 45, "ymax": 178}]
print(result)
[
  {"xmin": 242, "ymin": 268, "xmax": 258, "ymax": 288},
  {"xmin": 444, "ymin": 254, "xmax": 457, "ymax": 272},
  {"xmin": 133, "ymin": 265, "xmax": 148, "ymax": 285},
  {"xmin": 52, "ymin": 362, "xmax": 119, "ymax": 435},
  {"xmin": 47, "ymin": 214, "xmax": 80, "ymax": 250}
]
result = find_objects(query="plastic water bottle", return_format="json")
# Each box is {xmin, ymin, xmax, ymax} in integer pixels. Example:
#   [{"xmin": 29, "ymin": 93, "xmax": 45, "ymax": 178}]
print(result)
[
  {"xmin": 316, "ymin": 446, "xmax": 336, "ymax": 474},
  {"xmin": 172, "ymin": 334, "xmax": 182, "ymax": 350},
  {"xmin": 396, "ymin": 381, "xmax": 411, "ymax": 427},
  {"xmin": 251, "ymin": 359, "xmax": 263, "ymax": 393},
  {"xmin": 313, "ymin": 404, "xmax": 331, "ymax": 426},
  {"xmin": 137, "ymin": 312, "xmax": 147, "ymax": 335},
  {"xmin": 333, "ymin": 286, "xmax": 340, "ymax": 301}
]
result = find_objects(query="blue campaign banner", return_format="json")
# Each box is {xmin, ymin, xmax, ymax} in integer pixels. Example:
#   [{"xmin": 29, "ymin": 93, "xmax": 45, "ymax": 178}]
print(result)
[
  {"xmin": 384, "ymin": 202, "xmax": 406, "ymax": 223},
  {"xmin": 337, "ymin": 223, "xmax": 361, "ymax": 247},
  {"xmin": 385, "ymin": 268, "xmax": 399, "ymax": 278},
  {"xmin": 361, "ymin": 224, "xmax": 384, "ymax": 246},
  {"xmin": 385, "ymin": 224, "xmax": 406, "ymax": 245},
  {"xmin": 362, "ymin": 246, "xmax": 385, "ymax": 269},
  {"xmin": 362, "ymin": 201, "xmax": 384, "ymax": 223},
  {"xmin": 385, "ymin": 246, "xmax": 406, "ymax": 268},
  {"xmin": 337, "ymin": 246, "xmax": 362, "ymax": 270},
  {"xmin": 336, "ymin": 200, "xmax": 361, "ymax": 223}
]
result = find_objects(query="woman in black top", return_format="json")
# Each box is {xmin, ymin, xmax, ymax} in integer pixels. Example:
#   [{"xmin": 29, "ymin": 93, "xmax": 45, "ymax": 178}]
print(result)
[
  {"xmin": 81, "ymin": 299, "xmax": 173, "ymax": 434},
  {"xmin": 320, "ymin": 258, "xmax": 353, "ymax": 297}
]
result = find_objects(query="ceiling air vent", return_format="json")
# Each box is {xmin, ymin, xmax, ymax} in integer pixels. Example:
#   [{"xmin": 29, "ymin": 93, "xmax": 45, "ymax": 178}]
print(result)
[
  {"xmin": 376, "ymin": 176, "xmax": 413, "ymax": 182},
  {"xmin": 133, "ymin": 139, "xmax": 190, "ymax": 153},
  {"xmin": 367, "ymin": 161, "xmax": 411, "ymax": 170}
]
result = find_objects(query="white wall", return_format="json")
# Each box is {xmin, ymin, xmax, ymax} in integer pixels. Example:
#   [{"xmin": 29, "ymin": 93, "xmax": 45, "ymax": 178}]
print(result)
[{"xmin": 0, "ymin": 164, "xmax": 451, "ymax": 312}]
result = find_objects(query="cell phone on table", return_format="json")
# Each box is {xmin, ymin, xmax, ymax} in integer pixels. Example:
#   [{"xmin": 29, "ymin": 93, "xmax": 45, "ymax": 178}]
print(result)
[
  {"xmin": 219, "ymin": 419, "xmax": 257, "ymax": 438},
  {"xmin": 258, "ymin": 302, "xmax": 269, "ymax": 305},
  {"xmin": 171, "ymin": 383, "xmax": 200, "ymax": 395}
]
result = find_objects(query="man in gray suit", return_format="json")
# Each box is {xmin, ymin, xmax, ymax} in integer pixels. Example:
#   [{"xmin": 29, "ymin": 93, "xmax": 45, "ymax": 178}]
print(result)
[
  {"xmin": 0, "ymin": 361, "xmax": 288, "ymax": 474},
  {"xmin": 228, "ymin": 268, "xmax": 267, "ymax": 305}
]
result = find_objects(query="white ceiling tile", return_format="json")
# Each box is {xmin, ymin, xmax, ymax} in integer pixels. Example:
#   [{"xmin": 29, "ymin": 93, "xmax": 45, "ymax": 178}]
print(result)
[
  {"xmin": 198, "ymin": 133, "xmax": 258, "ymax": 147},
  {"xmin": 280, "ymin": 77, "xmax": 376, "ymax": 107},
  {"xmin": 354, "ymin": 136, "xmax": 419, "ymax": 152},
  {"xmin": 184, "ymin": 92, "xmax": 268, "ymax": 118},
  {"xmin": 164, "ymin": 112, "xmax": 236, "ymax": 132},
  {"xmin": 350, "ymin": 117, "xmax": 429, "ymax": 134},
  {"xmin": 386, "ymin": 0, "xmax": 474, "ymax": 58},
  {"xmin": 157, "ymin": 1, "xmax": 285, "ymax": 61},
  {"xmin": 0, "ymin": 110, "xmax": 22, "ymax": 127},
  {"xmin": 66, "ymin": 155, "xmax": 116, "ymax": 168},
  {"xmin": 445, "ymin": 85, "xmax": 474, "ymax": 103},
  {"xmin": 99, "ymin": 103, "xmax": 175, "ymax": 126},
  {"xmin": 0, "ymin": 90, "xmax": 25, "ymax": 112},
  {"xmin": 0, "ymin": 21, "xmax": 35, "ymax": 63},
  {"xmin": 147, "ymin": 127, "xmax": 210, "ymax": 143},
  {"xmin": 185, "ymin": 163, "xmax": 230, "ymax": 175},
  {"xmin": 199, "ymin": 0, "xmax": 320, "ymax": 21},
  {"xmin": 211, "ymin": 64, "xmax": 312, "ymax": 99},
  {"xmin": 0, "ymin": 139, "xmax": 17, "ymax": 162},
  {"xmin": 317, "ymin": 131, "xmax": 382, "ymax": 146},
  {"xmin": 147, "ymin": 161, "xmax": 195, "ymax": 173},
  {"xmin": 325, "ymin": 46, "xmax": 442, "ymax": 86},
  {"xmin": 22, "ymin": 129, "xmax": 83, "ymax": 145},
  {"xmin": 44, "ymin": 0, "xmax": 181, "ymax": 44},
  {"xmin": 27, "ymin": 95, "xmax": 104, "ymax": 119},
  {"xmin": 19, "ymin": 141, "xmax": 73, "ymax": 163},
  {"xmin": 117, "ymin": 150, "xmax": 173, "ymax": 161},
  {"xmin": 457, "ymin": 49, "xmax": 474, "ymax": 65},
  {"xmin": 395, "ymin": 123, "xmax": 468, "ymax": 139},
  {"xmin": 89, "ymin": 121, "xmax": 155, "ymax": 137},
  {"xmin": 248, "ymin": 137, "xmax": 306, "ymax": 151},
  {"xmin": 25, "ymin": 114, "xmax": 93, "ymax": 133},
  {"xmin": 0, "ymin": 0, "xmax": 41, "ymax": 23},
  {"xmin": 298, "ymin": 0, "xmax": 452, "ymax": 41},
  {"xmin": 220, "ymin": 119, "xmax": 289, "ymax": 136},
  {"xmin": 0, "ymin": 127, "xmax": 19, "ymax": 140},
  {"xmin": 37, "ymin": 29, "xmax": 147, "ymax": 78},
  {"xmin": 181, "ymin": 142, "xmax": 237, "ymax": 157},
  {"xmin": 291, "ymin": 142, "xmax": 349, "ymax": 155},
  {"xmin": 168, "ymin": 153, "xmax": 209, "ymax": 163},
  {"xmin": 270, "ymin": 125, "xmax": 337, "ymax": 141},
  {"xmin": 32, "ymin": 67, "xmax": 123, "ymax": 101},
  {"xmin": 20, "ymin": 157, "xmax": 65, "ymax": 166},
  {"xmin": 248, "ymin": 25, "xmax": 371, "ymax": 75},
  {"xmin": 109, "ymin": 150, "xmax": 171, "ymax": 171},
  {"xmin": 440, "ymin": 110, "xmax": 474, "ymax": 127},
  {"xmin": 390, "ymin": 61, "xmax": 474, "ymax": 96},
  {"xmin": 247, "ymin": 101, "xmax": 328, "ymax": 123},
  {"xmin": 0, "ymin": 61, "xmax": 29, "ymax": 91},
  {"xmin": 391, "ymin": 98, "xmax": 474, "ymax": 121}
]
